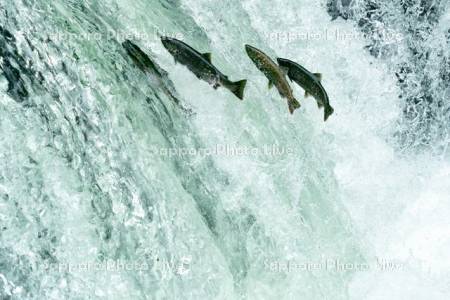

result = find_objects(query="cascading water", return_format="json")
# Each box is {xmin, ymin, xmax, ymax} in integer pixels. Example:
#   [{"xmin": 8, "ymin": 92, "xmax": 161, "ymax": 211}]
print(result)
[{"xmin": 0, "ymin": 0, "xmax": 449, "ymax": 299}]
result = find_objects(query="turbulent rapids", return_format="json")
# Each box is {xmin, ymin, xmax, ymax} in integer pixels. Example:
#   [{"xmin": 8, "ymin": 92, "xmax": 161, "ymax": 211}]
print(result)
[{"xmin": 0, "ymin": 0, "xmax": 449, "ymax": 299}]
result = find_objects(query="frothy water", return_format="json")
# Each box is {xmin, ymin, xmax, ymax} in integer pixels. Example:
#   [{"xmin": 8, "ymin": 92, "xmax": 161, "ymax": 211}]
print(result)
[{"xmin": 0, "ymin": 0, "xmax": 449, "ymax": 299}]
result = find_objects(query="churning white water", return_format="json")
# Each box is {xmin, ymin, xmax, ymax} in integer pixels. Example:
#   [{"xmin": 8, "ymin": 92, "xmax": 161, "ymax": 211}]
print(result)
[{"xmin": 0, "ymin": 0, "xmax": 449, "ymax": 299}]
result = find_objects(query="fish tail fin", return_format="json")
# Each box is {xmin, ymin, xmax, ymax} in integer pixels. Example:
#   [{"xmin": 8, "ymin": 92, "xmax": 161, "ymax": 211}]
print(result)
[
  {"xmin": 324, "ymin": 105, "xmax": 334, "ymax": 121},
  {"xmin": 288, "ymin": 98, "xmax": 301, "ymax": 114},
  {"xmin": 230, "ymin": 79, "xmax": 247, "ymax": 100}
]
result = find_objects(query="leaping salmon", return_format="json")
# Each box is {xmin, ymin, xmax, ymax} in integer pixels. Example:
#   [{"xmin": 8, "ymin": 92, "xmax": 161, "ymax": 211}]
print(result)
[
  {"xmin": 245, "ymin": 45, "xmax": 301, "ymax": 114},
  {"xmin": 161, "ymin": 37, "xmax": 247, "ymax": 100},
  {"xmin": 277, "ymin": 58, "xmax": 334, "ymax": 121}
]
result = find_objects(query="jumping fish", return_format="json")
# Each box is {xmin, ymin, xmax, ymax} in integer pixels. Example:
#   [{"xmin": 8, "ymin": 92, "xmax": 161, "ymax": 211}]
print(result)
[
  {"xmin": 277, "ymin": 58, "xmax": 334, "ymax": 121},
  {"xmin": 161, "ymin": 37, "xmax": 247, "ymax": 100},
  {"xmin": 245, "ymin": 44, "xmax": 300, "ymax": 114}
]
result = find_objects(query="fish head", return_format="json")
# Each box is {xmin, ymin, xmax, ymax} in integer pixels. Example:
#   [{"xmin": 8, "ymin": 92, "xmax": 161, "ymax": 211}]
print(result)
[
  {"xmin": 122, "ymin": 39, "xmax": 133, "ymax": 50},
  {"xmin": 122, "ymin": 40, "xmax": 141, "ymax": 56},
  {"xmin": 161, "ymin": 36, "xmax": 179, "ymax": 54},
  {"xmin": 245, "ymin": 44, "xmax": 265, "ymax": 66},
  {"xmin": 276, "ymin": 57, "xmax": 290, "ymax": 67},
  {"xmin": 245, "ymin": 44, "xmax": 258, "ymax": 57}
]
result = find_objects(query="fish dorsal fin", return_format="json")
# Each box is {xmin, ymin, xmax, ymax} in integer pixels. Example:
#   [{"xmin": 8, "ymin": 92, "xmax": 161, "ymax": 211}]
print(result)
[
  {"xmin": 268, "ymin": 81, "xmax": 274, "ymax": 89},
  {"xmin": 313, "ymin": 73, "xmax": 322, "ymax": 81},
  {"xmin": 202, "ymin": 52, "xmax": 212, "ymax": 63},
  {"xmin": 305, "ymin": 91, "xmax": 310, "ymax": 97}
]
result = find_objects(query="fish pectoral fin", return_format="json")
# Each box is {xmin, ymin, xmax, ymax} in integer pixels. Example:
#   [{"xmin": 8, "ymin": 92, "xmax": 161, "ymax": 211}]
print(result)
[
  {"xmin": 202, "ymin": 52, "xmax": 212, "ymax": 63},
  {"xmin": 317, "ymin": 100, "xmax": 324, "ymax": 108},
  {"xmin": 268, "ymin": 81, "xmax": 274, "ymax": 89},
  {"xmin": 288, "ymin": 98, "xmax": 301, "ymax": 114},
  {"xmin": 279, "ymin": 66, "xmax": 289, "ymax": 76},
  {"xmin": 313, "ymin": 73, "xmax": 322, "ymax": 81}
]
